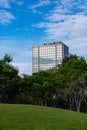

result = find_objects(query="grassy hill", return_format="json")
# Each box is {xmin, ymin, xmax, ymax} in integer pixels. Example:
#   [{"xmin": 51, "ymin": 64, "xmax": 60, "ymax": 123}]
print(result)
[{"xmin": 0, "ymin": 104, "xmax": 87, "ymax": 130}]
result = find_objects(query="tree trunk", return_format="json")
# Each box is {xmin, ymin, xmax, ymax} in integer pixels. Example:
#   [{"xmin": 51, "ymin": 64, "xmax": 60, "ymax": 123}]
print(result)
[{"xmin": 75, "ymin": 97, "xmax": 81, "ymax": 112}]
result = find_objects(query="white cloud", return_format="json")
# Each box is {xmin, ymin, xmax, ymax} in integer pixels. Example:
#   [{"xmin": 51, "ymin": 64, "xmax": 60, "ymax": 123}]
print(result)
[
  {"xmin": 0, "ymin": 10, "xmax": 15, "ymax": 25},
  {"xmin": 0, "ymin": 39, "xmax": 33, "ymax": 75},
  {"xmin": 0, "ymin": 0, "xmax": 23, "ymax": 25},
  {"xmin": 14, "ymin": 1, "xmax": 24, "ymax": 6},
  {"xmin": 0, "ymin": 0, "xmax": 12, "ymax": 8},
  {"xmin": 30, "ymin": 0, "xmax": 51, "ymax": 13},
  {"xmin": 38, "ymin": 14, "xmax": 87, "ymax": 39},
  {"xmin": 12, "ymin": 62, "xmax": 32, "ymax": 75},
  {"xmin": 0, "ymin": 0, "xmax": 24, "ymax": 8},
  {"xmin": 0, "ymin": 39, "xmax": 32, "ymax": 62},
  {"xmin": 64, "ymin": 36, "xmax": 87, "ymax": 59},
  {"xmin": 60, "ymin": 0, "xmax": 87, "ymax": 12},
  {"xmin": 33, "ymin": 0, "xmax": 87, "ymax": 58}
]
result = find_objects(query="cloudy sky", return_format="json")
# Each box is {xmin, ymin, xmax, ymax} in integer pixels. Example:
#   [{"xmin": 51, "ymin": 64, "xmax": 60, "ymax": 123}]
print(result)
[{"xmin": 0, "ymin": 0, "xmax": 87, "ymax": 75}]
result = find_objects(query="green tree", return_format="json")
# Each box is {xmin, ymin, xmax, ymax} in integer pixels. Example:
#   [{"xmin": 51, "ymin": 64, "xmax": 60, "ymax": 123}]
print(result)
[
  {"xmin": 0, "ymin": 54, "xmax": 19, "ymax": 103},
  {"xmin": 55, "ymin": 55, "xmax": 87, "ymax": 112}
]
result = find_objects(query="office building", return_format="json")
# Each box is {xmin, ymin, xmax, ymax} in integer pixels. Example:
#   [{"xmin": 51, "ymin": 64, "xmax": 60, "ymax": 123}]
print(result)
[{"xmin": 32, "ymin": 42, "xmax": 69, "ymax": 73}]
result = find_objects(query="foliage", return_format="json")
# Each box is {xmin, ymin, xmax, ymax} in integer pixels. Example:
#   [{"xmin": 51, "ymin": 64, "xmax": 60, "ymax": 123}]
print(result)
[
  {"xmin": 0, "ymin": 54, "xmax": 87, "ymax": 112},
  {"xmin": 0, "ymin": 54, "xmax": 19, "ymax": 103}
]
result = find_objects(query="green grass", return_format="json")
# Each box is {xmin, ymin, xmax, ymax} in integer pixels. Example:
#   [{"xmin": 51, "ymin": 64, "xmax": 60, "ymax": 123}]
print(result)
[{"xmin": 0, "ymin": 104, "xmax": 87, "ymax": 130}]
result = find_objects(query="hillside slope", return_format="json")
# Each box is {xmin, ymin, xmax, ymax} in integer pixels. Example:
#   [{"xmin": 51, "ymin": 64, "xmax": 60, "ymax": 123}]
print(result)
[{"xmin": 0, "ymin": 104, "xmax": 87, "ymax": 130}]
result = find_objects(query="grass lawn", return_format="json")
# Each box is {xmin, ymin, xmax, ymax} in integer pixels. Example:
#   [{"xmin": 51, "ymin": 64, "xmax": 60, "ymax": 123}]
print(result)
[{"xmin": 0, "ymin": 104, "xmax": 87, "ymax": 130}]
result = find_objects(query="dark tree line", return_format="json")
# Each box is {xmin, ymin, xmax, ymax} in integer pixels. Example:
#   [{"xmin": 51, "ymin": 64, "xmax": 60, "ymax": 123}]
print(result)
[{"xmin": 0, "ymin": 54, "xmax": 87, "ymax": 112}]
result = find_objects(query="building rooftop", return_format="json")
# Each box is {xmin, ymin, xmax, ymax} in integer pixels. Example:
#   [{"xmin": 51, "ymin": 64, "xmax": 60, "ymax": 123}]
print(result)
[
  {"xmin": 33, "ymin": 41, "xmax": 68, "ymax": 48},
  {"xmin": 43, "ymin": 41, "xmax": 63, "ymax": 45}
]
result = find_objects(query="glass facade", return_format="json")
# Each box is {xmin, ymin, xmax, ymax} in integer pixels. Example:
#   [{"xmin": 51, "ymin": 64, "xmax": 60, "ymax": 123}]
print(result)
[{"xmin": 32, "ymin": 42, "xmax": 69, "ymax": 73}]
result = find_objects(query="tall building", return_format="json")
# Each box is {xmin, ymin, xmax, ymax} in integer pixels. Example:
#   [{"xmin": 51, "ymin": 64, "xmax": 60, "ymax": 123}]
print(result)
[{"xmin": 32, "ymin": 42, "xmax": 69, "ymax": 73}]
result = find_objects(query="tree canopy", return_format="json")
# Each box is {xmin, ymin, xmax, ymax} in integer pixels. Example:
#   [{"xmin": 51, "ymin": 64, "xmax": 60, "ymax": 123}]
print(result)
[{"xmin": 0, "ymin": 54, "xmax": 87, "ymax": 112}]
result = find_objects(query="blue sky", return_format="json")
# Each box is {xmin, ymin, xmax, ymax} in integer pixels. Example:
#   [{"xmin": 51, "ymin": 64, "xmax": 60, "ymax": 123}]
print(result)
[{"xmin": 0, "ymin": 0, "xmax": 87, "ymax": 75}]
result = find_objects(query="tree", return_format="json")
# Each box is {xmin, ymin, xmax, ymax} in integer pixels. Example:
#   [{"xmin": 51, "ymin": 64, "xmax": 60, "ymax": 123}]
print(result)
[
  {"xmin": 0, "ymin": 54, "xmax": 19, "ymax": 103},
  {"xmin": 55, "ymin": 55, "xmax": 87, "ymax": 112},
  {"xmin": 3, "ymin": 54, "xmax": 12, "ymax": 64},
  {"xmin": 29, "ymin": 71, "xmax": 56, "ymax": 106}
]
